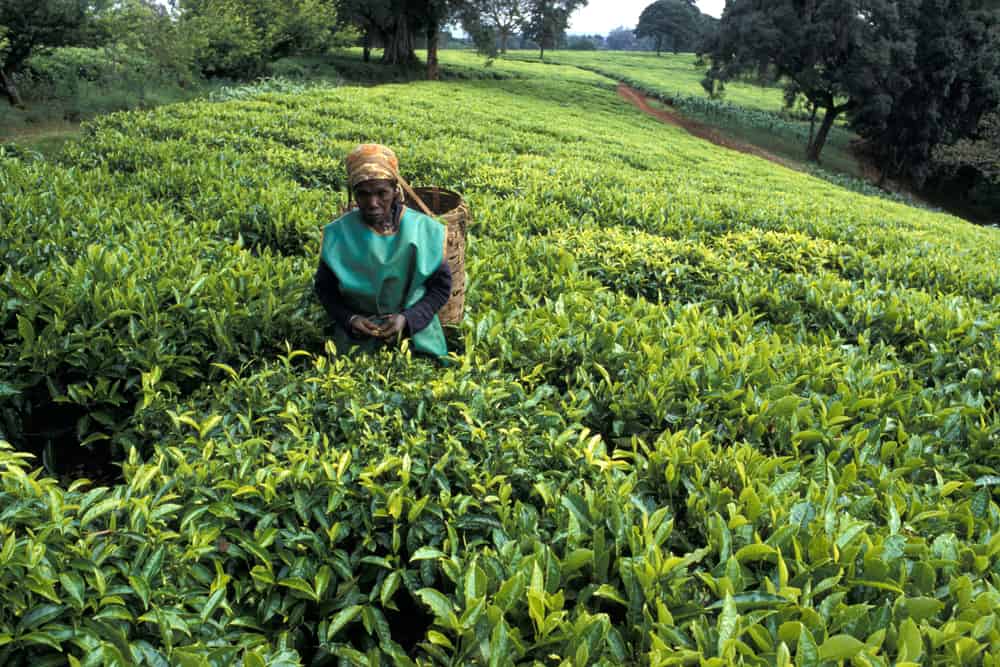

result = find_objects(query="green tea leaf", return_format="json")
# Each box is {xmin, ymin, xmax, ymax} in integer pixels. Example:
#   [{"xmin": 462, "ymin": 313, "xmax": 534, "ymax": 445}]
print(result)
[
  {"xmin": 902, "ymin": 596, "xmax": 944, "ymax": 622},
  {"xmin": 416, "ymin": 588, "xmax": 455, "ymax": 625},
  {"xmin": 706, "ymin": 592, "xmax": 790, "ymax": 610},
  {"xmin": 410, "ymin": 546, "xmax": 447, "ymax": 562},
  {"xmin": 17, "ymin": 315, "xmax": 35, "ymax": 346},
  {"xmin": 278, "ymin": 577, "xmax": 316, "ymax": 600},
  {"xmin": 561, "ymin": 548, "xmax": 593, "ymax": 575},
  {"xmin": 18, "ymin": 604, "xmax": 64, "ymax": 632},
  {"xmin": 796, "ymin": 626, "xmax": 819, "ymax": 667},
  {"xmin": 60, "ymin": 573, "xmax": 85, "ymax": 609},
  {"xmin": 818, "ymin": 634, "xmax": 865, "ymax": 661},
  {"xmin": 717, "ymin": 593, "xmax": 738, "ymax": 657},
  {"xmin": 326, "ymin": 605, "xmax": 363, "ymax": 640},
  {"xmin": 200, "ymin": 587, "xmax": 226, "ymax": 622},
  {"xmin": 898, "ymin": 617, "xmax": 922, "ymax": 663},
  {"xmin": 768, "ymin": 395, "xmax": 800, "ymax": 418}
]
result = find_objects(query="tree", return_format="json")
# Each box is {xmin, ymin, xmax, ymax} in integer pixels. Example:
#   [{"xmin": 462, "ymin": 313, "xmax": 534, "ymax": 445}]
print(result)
[
  {"xmin": 705, "ymin": 0, "xmax": 1000, "ymax": 180},
  {"xmin": 342, "ymin": 0, "xmax": 388, "ymax": 63},
  {"xmin": 179, "ymin": 0, "xmax": 268, "ymax": 78},
  {"xmin": 605, "ymin": 25, "xmax": 642, "ymax": 50},
  {"xmin": 96, "ymin": 0, "xmax": 200, "ymax": 86},
  {"xmin": 0, "ymin": 0, "xmax": 90, "ymax": 106},
  {"xmin": 420, "ymin": 0, "xmax": 448, "ymax": 79},
  {"xmin": 850, "ymin": 0, "xmax": 1000, "ymax": 186},
  {"xmin": 522, "ymin": 0, "xmax": 587, "ymax": 60},
  {"xmin": 462, "ymin": 0, "xmax": 529, "ymax": 54},
  {"xmin": 692, "ymin": 12, "xmax": 719, "ymax": 57},
  {"xmin": 179, "ymin": 0, "xmax": 340, "ymax": 78},
  {"xmin": 703, "ymin": 0, "xmax": 899, "ymax": 163},
  {"xmin": 344, "ymin": 0, "xmax": 461, "ymax": 78},
  {"xmin": 566, "ymin": 34, "xmax": 599, "ymax": 49},
  {"xmin": 270, "ymin": 0, "xmax": 342, "ymax": 58},
  {"xmin": 635, "ymin": 0, "xmax": 701, "ymax": 55}
]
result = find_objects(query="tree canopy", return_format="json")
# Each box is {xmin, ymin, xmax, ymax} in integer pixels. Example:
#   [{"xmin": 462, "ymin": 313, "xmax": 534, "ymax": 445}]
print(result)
[
  {"xmin": 850, "ymin": 0, "xmax": 1000, "ymax": 186},
  {"xmin": 635, "ymin": 0, "xmax": 711, "ymax": 56},
  {"xmin": 177, "ymin": 0, "xmax": 340, "ymax": 78},
  {"xmin": 460, "ymin": 0, "xmax": 530, "ymax": 54},
  {"xmin": 0, "ymin": 0, "xmax": 350, "ymax": 104},
  {"xmin": 521, "ymin": 0, "xmax": 588, "ymax": 60},
  {"xmin": 703, "ymin": 0, "xmax": 1000, "ymax": 181},
  {"xmin": 703, "ymin": 0, "xmax": 889, "ymax": 163},
  {"xmin": 0, "ymin": 0, "xmax": 90, "ymax": 106},
  {"xmin": 605, "ymin": 25, "xmax": 653, "ymax": 50},
  {"xmin": 343, "ymin": 0, "xmax": 459, "ymax": 77}
]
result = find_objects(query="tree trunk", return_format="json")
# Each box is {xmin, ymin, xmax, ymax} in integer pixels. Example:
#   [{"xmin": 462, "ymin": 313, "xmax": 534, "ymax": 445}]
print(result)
[
  {"xmin": 806, "ymin": 104, "xmax": 841, "ymax": 163},
  {"xmin": 539, "ymin": 44, "xmax": 545, "ymax": 60},
  {"xmin": 500, "ymin": 30, "xmax": 509, "ymax": 54},
  {"xmin": 382, "ymin": 19, "xmax": 417, "ymax": 66},
  {"xmin": 363, "ymin": 31, "xmax": 371, "ymax": 63},
  {"xmin": 426, "ymin": 23, "xmax": 439, "ymax": 80},
  {"xmin": 807, "ymin": 102, "xmax": 817, "ymax": 148},
  {"xmin": 1, "ymin": 67, "xmax": 24, "ymax": 108}
]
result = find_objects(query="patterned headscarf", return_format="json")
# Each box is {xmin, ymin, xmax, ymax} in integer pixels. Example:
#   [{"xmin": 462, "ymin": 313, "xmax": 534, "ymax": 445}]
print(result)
[{"xmin": 346, "ymin": 143, "xmax": 399, "ymax": 188}]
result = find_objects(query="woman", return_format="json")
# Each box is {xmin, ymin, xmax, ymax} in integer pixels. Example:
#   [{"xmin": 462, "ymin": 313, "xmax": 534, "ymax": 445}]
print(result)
[{"xmin": 314, "ymin": 144, "xmax": 451, "ymax": 358}]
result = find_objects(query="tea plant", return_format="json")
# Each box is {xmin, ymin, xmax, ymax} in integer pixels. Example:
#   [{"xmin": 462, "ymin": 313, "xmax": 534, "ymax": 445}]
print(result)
[{"xmin": 1, "ymin": 51, "xmax": 999, "ymax": 665}]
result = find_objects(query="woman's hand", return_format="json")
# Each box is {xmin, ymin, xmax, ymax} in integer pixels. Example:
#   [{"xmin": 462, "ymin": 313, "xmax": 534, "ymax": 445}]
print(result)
[
  {"xmin": 375, "ymin": 314, "xmax": 407, "ymax": 341},
  {"xmin": 349, "ymin": 315, "xmax": 383, "ymax": 338},
  {"xmin": 349, "ymin": 314, "xmax": 406, "ymax": 341}
]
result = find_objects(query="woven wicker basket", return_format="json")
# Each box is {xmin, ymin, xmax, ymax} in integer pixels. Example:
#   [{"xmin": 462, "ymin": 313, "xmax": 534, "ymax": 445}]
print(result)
[{"xmin": 407, "ymin": 187, "xmax": 467, "ymax": 326}]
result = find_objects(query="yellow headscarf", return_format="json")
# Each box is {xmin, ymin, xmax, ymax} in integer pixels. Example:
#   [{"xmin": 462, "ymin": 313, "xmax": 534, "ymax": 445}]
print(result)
[{"xmin": 346, "ymin": 143, "xmax": 399, "ymax": 188}]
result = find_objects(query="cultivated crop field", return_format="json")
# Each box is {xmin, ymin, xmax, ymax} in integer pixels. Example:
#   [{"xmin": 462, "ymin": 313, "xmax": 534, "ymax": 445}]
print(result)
[
  {"xmin": 511, "ymin": 50, "xmax": 859, "ymax": 177},
  {"xmin": 2, "ymin": 54, "xmax": 1000, "ymax": 666},
  {"xmin": 504, "ymin": 50, "xmax": 785, "ymax": 111}
]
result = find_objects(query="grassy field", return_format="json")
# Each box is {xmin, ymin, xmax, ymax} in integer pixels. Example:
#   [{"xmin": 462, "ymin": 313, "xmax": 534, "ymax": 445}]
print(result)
[{"xmin": 2, "ymin": 52, "xmax": 1000, "ymax": 665}]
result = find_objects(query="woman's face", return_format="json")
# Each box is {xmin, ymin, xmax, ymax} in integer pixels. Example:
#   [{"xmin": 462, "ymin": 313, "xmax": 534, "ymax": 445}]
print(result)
[{"xmin": 354, "ymin": 179, "xmax": 396, "ymax": 226}]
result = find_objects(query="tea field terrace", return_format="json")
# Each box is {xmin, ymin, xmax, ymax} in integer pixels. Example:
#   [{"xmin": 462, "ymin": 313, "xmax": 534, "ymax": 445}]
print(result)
[{"xmin": 2, "ymin": 64, "xmax": 1000, "ymax": 665}]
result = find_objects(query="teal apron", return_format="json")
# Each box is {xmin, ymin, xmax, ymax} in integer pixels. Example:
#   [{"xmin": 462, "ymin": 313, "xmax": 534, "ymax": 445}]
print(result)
[{"xmin": 321, "ymin": 206, "xmax": 448, "ymax": 357}]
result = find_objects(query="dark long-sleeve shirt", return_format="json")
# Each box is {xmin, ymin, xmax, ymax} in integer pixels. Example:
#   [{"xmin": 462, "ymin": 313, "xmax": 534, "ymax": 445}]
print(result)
[{"xmin": 314, "ymin": 258, "xmax": 452, "ymax": 335}]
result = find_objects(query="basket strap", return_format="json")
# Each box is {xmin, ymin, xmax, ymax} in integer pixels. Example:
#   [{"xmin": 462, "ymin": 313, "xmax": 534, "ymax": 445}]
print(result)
[{"xmin": 395, "ymin": 173, "xmax": 434, "ymax": 218}]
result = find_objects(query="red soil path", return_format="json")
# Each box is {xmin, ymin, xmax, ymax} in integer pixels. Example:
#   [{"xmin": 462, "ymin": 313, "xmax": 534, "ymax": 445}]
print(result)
[
  {"xmin": 616, "ymin": 83, "xmax": 803, "ymax": 172},
  {"xmin": 617, "ymin": 82, "xmax": 942, "ymax": 213}
]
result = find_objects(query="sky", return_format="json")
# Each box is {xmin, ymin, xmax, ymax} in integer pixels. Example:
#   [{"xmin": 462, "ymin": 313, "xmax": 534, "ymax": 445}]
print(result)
[{"xmin": 568, "ymin": 0, "xmax": 725, "ymax": 34}]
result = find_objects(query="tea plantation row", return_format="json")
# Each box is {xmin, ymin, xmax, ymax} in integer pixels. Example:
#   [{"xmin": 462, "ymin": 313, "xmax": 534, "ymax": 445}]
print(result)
[{"xmin": 2, "ymin": 58, "xmax": 1000, "ymax": 666}]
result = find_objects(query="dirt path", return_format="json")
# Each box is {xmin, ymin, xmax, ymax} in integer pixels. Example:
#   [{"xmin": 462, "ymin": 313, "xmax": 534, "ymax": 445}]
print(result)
[
  {"xmin": 616, "ymin": 83, "xmax": 805, "ymax": 173},
  {"xmin": 618, "ymin": 83, "xmax": 964, "ymax": 219}
]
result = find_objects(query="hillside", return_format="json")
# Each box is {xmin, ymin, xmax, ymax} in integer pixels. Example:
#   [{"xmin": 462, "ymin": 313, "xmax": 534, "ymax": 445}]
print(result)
[
  {"xmin": 506, "ymin": 50, "xmax": 869, "ymax": 182},
  {"xmin": 2, "ymin": 54, "xmax": 1000, "ymax": 665}
]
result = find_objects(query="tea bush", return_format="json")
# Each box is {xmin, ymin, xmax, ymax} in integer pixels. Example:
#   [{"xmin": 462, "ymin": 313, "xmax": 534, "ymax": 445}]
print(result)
[{"xmin": 1, "ymin": 54, "xmax": 999, "ymax": 665}]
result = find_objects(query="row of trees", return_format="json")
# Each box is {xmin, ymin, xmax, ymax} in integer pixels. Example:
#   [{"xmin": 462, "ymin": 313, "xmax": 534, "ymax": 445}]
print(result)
[
  {"xmin": 340, "ymin": 0, "xmax": 589, "ymax": 75},
  {"xmin": 0, "ymin": 0, "xmax": 593, "ymax": 105},
  {"xmin": 703, "ymin": 0, "xmax": 1000, "ymax": 188},
  {"xmin": 458, "ymin": 1, "xmax": 716, "ymax": 58}
]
